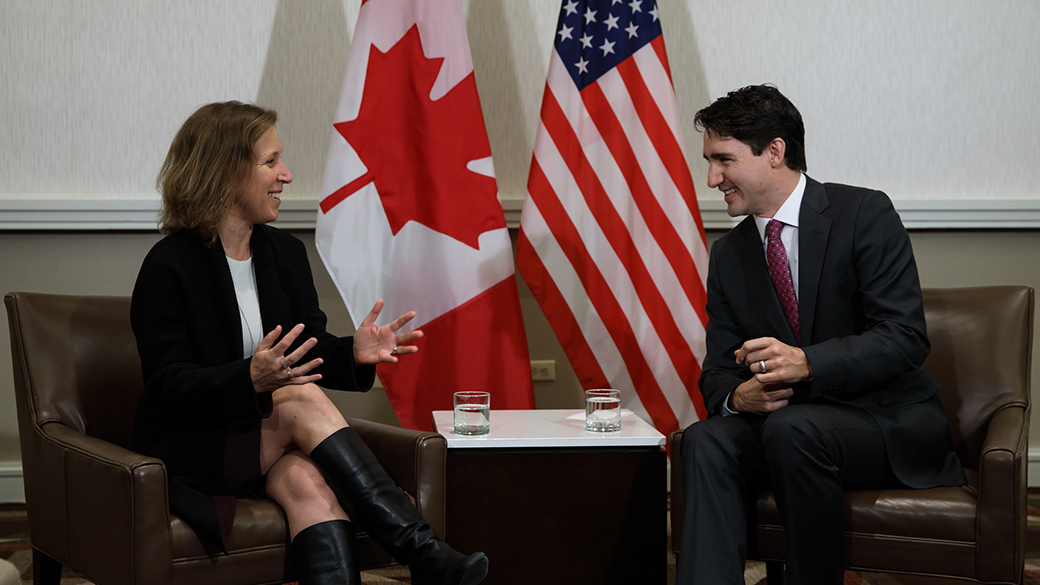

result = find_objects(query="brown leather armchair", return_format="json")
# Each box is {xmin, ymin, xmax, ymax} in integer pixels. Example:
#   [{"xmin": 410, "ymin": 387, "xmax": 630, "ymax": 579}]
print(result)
[
  {"xmin": 6, "ymin": 291, "xmax": 448, "ymax": 585},
  {"xmin": 670, "ymin": 285, "xmax": 1034, "ymax": 584}
]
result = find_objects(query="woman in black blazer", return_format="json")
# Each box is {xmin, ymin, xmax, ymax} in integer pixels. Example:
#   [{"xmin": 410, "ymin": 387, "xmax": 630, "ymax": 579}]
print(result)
[{"xmin": 132, "ymin": 101, "xmax": 487, "ymax": 585}]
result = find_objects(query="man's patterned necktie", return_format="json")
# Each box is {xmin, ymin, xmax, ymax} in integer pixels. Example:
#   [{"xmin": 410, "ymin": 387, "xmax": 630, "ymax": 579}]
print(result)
[{"xmin": 766, "ymin": 219, "xmax": 800, "ymax": 344}]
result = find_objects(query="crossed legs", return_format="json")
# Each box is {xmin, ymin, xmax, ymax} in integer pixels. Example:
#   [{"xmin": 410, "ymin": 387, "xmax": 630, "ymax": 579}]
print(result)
[
  {"xmin": 261, "ymin": 383, "xmax": 349, "ymax": 538},
  {"xmin": 256, "ymin": 383, "xmax": 488, "ymax": 585}
]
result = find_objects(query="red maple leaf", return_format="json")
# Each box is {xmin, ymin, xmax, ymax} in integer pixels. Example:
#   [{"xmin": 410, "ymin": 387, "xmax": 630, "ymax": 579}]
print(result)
[{"xmin": 322, "ymin": 25, "xmax": 504, "ymax": 250}]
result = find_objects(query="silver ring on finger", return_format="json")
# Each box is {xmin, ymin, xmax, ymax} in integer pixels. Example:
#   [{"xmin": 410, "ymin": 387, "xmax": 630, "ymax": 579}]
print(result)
[
  {"xmin": 285, "ymin": 366, "xmax": 293, "ymax": 378},
  {"xmin": 758, "ymin": 360, "xmax": 767, "ymax": 373},
  {"xmin": 391, "ymin": 346, "xmax": 399, "ymax": 356},
  {"xmin": 280, "ymin": 357, "xmax": 288, "ymax": 369}
]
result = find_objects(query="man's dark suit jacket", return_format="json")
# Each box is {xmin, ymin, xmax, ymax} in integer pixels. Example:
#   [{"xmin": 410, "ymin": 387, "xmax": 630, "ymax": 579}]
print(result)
[
  {"xmin": 131, "ymin": 225, "xmax": 376, "ymax": 547},
  {"xmin": 699, "ymin": 176, "xmax": 965, "ymax": 489}
]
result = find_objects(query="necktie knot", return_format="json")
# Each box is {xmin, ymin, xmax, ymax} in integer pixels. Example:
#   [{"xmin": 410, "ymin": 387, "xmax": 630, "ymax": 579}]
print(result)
[{"xmin": 767, "ymin": 219, "xmax": 784, "ymax": 240}]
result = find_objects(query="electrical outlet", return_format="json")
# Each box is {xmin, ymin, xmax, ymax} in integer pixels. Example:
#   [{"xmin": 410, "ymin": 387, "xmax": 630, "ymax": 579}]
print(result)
[{"xmin": 530, "ymin": 359, "xmax": 556, "ymax": 381}]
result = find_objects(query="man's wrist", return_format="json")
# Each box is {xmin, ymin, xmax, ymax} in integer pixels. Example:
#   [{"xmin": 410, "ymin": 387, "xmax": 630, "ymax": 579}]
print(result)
[
  {"xmin": 795, "ymin": 348, "xmax": 814, "ymax": 383},
  {"xmin": 722, "ymin": 391, "xmax": 738, "ymax": 416}
]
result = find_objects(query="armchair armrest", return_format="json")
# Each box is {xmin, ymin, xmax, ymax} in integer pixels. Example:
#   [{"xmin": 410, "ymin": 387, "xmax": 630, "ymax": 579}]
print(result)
[
  {"xmin": 975, "ymin": 403, "xmax": 1029, "ymax": 583},
  {"xmin": 34, "ymin": 422, "xmax": 171, "ymax": 585},
  {"xmin": 346, "ymin": 418, "xmax": 447, "ymax": 539}
]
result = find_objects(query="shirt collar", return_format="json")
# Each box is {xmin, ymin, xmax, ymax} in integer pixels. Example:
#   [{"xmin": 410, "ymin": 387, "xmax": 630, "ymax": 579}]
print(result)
[{"xmin": 755, "ymin": 173, "xmax": 806, "ymax": 243}]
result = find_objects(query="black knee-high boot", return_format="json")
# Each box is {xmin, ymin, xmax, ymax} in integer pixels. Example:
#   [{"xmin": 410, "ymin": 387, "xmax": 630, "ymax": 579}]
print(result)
[
  {"xmin": 309, "ymin": 427, "xmax": 488, "ymax": 585},
  {"xmin": 291, "ymin": 519, "xmax": 362, "ymax": 585}
]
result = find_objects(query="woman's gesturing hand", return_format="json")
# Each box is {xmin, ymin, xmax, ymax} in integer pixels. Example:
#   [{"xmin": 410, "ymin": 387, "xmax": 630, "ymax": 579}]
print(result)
[
  {"xmin": 353, "ymin": 299, "xmax": 424, "ymax": 365},
  {"xmin": 250, "ymin": 324, "xmax": 323, "ymax": 393}
]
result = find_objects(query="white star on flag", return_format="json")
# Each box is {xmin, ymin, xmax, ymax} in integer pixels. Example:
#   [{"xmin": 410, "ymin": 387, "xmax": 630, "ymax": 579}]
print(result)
[
  {"xmin": 605, "ymin": 13, "xmax": 620, "ymax": 30},
  {"xmin": 581, "ymin": 33, "xmax": 594, "ymax": 49},
  {"xmin": 626, "ymin": 22, "xmax": 639, "ymax": 38},
  {"xmin": 584, "ymin": 8, "xmax": 597, "ymax": 23},
  {"xmin": 558, "ymin": 24, "xmax": 574, "ymax": 41},
  {"xmin": 599, "ymin": 38, "xmax": 615, "ymax": 56}
]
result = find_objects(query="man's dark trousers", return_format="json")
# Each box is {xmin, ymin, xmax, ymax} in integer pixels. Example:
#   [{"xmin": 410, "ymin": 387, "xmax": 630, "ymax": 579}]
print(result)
[{"xmin": 676, "ymin": 403, "xmax": 892, "ymax": 585}]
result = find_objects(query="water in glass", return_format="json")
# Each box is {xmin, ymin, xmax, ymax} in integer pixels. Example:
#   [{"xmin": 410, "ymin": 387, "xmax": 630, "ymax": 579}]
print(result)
[
  {"xmin": 454, "ymin": 403, "xmax": 491, "ymax": 435},
  {"xmin": 585, "ymin": 392, "xmax": 621, "ymax": 432}
]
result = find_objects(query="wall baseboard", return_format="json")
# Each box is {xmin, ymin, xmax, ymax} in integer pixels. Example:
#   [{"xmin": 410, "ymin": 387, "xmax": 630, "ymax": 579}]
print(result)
[
  {"xmin": 2, "ymin": 196, "xmax": 1040, "ymax": 231},
  {"xmin": 0, "ymin": 462, "xmax": 24, "ymax": 504}
]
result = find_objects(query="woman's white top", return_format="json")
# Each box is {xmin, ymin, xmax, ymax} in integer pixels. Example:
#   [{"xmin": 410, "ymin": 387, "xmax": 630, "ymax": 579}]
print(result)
[{"xmin": 226, "ymin": 255, "xmax": 263, "ymax": 358}]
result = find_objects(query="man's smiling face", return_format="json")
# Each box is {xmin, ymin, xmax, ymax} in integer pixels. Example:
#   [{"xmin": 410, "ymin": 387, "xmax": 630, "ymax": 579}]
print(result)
[{"xmin": 702, "ymin": 133, "xmax": 778, "ymax": 218}]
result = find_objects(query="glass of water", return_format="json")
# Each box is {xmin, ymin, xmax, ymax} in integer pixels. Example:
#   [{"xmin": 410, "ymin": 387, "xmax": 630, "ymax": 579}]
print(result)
[
  {"xmin": 453, "ymin": 391, "xmax": 491, "ymax": 435},
  {"xmin": 585, "ymin": 389, "xmax": 621, "ymax": 432}
]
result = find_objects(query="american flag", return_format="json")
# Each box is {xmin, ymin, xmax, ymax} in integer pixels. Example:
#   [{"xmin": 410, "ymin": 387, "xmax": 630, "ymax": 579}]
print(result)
[{"xmin": 516, "ymin": 0, "xmax": 709, "ymax": 436}]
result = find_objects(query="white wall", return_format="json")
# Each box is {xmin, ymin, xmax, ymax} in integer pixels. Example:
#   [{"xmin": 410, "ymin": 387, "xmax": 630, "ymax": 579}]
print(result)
[{"xmin": 1, "ymin": 0, "xmax": 1038, "ymax": 211}]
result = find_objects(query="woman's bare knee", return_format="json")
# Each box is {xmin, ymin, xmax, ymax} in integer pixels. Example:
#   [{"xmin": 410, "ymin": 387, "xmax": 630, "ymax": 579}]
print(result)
[
  {"xmin": 266, "ymin": 384, "xmax": 348, "ymax": 453},
  {"xmin": 274, "ymin": 382, "xmax": 325, "ymax": 408},
  {"xmin": 273, "ymin": 384, "xmax": 345, "ymax": 421}
]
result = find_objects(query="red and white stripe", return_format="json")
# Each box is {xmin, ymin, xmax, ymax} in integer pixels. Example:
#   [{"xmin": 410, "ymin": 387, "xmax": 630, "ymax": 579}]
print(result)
[{"xmin": 517, "ymin": 36, "xmax": 709, "ymax": 437}]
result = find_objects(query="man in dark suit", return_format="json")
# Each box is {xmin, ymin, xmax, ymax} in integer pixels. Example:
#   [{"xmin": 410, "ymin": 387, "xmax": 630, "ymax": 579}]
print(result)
[{"xmin": 675, "ymin": 85, "xmax": 965, "ymax": 585}]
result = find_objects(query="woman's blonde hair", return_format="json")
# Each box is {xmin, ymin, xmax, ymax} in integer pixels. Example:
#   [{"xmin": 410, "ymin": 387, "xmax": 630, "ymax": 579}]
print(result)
[{"xmin": 157, "ymin": 101, "xmax": 278, "ymax": 244}]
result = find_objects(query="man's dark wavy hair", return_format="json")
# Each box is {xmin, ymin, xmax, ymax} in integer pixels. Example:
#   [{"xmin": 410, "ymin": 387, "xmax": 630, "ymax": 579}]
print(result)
[{"xmin": 694, "ymin": 84, "xmax": 807, "ymax": 173}]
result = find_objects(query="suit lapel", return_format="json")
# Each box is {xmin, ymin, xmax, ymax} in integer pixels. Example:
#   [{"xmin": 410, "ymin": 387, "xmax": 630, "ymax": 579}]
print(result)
[
  {"xmin": 798, "ymin": 177, "xmax": 832, "ymax": 346},
  {"xmin": 207, "ymin": 235, "xmax": 245, "ymax": 360},
  {"xmin": 733, "ymin": 218, "xmax": 796, "ymax": 345},
  {"xmin": 251, "ymin": 227, "xmax": 289, "ymax": 336},
  {"xmin": 252, "ymin": 227, "xmax": 308, "ymax": 358}
]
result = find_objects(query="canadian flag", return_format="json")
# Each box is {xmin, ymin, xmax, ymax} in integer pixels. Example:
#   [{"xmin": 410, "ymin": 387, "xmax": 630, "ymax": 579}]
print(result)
[{"xmin": 316, "ymin": 0, "xmax": 535, "ymax": 430}]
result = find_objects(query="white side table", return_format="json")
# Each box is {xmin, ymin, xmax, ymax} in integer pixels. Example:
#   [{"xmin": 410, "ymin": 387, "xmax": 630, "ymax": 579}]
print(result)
[{"xmin": 432, "ymin": 408, "xmax": 665, "ymax": 448}]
